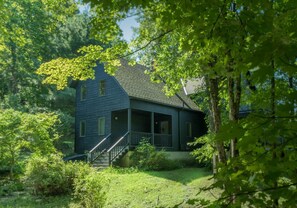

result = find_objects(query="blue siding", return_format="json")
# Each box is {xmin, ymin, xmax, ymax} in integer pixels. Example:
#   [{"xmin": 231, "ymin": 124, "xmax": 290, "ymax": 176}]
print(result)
[
  {"xmin": 75, "ymin": 64, "xmax": 129, "ymax": 153},
  {"xmin": 179, "ymin": 110, "xmax": 207, "ymax": 150}
]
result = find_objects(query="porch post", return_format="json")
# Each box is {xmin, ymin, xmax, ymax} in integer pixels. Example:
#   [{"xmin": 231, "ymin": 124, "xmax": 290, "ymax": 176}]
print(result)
[
  {"xmin": 151, "ymin": 112, "xmax": 154, "ymax": 145},
  {"xmin": 128, "ymin": 108, "xmax": 131, "ymax": 144}
]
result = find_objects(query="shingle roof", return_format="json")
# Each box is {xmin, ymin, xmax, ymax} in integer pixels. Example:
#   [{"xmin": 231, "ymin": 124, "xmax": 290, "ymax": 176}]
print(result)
[{"xmin": 114, "ymin": 60, "xmax": 201, "ymax": 111}]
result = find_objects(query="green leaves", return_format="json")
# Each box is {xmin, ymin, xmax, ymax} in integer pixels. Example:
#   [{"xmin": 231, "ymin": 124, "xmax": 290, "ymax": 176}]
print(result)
[
  {"xmin": 0, "ymin": 109, "xmax": 60, "ymax": 177},
  {"xmin": 0, "ymin": 0, "xmax": 84, "ymax": 110},
  {"xmin": 33, "ymin": 0, "xmax": 297, "ymax": 206}
]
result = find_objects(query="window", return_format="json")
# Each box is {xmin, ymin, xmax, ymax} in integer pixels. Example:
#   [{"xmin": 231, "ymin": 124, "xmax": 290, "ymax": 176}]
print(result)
[
  {"xmin": 80, "ymin": 120, "xmax": 86, "ymax": 137},
  {"xmin": 186, "ymin": 122, "xmax": 192, "ymax": 137},
  {"xmin": 154, "ymin": 113, "xmax": 172, "ymax": 134},
  {"xmin": 99, "ymin": 80, "xmax": 106, "ymax": 96},
  {"xmin": 80, "ymin": 83, "xmax": 86, "ymax": 100},
  {"xmin": 160, "ymin": 121, "xmax": 169, "ymax": 134},
  {"xmin": 98, "ymin": 117, "xmax": 105, "ymax": 135}
]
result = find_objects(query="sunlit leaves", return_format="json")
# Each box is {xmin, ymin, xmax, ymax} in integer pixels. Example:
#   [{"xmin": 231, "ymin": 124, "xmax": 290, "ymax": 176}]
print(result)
[
  {"xmin": 35, "ymin": 0, "xmax": 297, "ymax": 206},
  {"xmin": 37, "ymin": 42, "xmax": 132, "ymax": 89},
  {"xmin": 0, "ymin": 109, "xmax": 60, "ymax": 177},
  {"xmin": 0, "ymin": 0, "xmax": 81, "ymax": 109}
]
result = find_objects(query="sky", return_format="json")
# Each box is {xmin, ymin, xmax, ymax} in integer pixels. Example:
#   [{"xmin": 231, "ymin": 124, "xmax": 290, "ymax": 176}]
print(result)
[
  {"xmin": 78, "ymin": 3, "xmax": 138, "ymax": 42},
  {"xmin": 118, "ymin": 17, "xmax": 139, "ymax": 42}
]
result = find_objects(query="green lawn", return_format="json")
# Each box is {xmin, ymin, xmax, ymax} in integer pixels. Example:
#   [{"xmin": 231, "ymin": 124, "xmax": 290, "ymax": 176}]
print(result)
[
  {"xmin": 0, "ymin": 194, "xmax": 71, "ymax": 208},
  {"xmin": 103, "ymin": 168, "xmax": 215, "ymax": 208},
  {"xmin": 0, "ymin": 168, "xmax": 216, "ymax": 208}
]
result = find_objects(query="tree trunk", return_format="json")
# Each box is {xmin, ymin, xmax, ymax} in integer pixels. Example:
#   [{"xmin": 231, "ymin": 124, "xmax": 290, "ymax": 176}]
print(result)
[
  {"xmin": 226, "ymin": 48, "xmax": 242, "ymax": 202},
  {"xmin": 271, "ymin": 61, "xmax": 279, "ymax": 208},
  {"xmin": 209, "ymin": 77, "xmax": 227, "ymax": 164},
  {"xmin": 205, "ymin": 77, "xmax": 219, "ymax": 174},
  {"xmin": 228, "ymin": 75, "xmax": 241, "ymax": 158}
]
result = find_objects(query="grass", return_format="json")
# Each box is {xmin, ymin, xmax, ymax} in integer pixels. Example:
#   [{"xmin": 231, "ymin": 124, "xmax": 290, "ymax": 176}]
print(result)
[
  {"xmin": 0, "ymin": 194, "xmax": 72, "ymax": 208},
  {"xmin": 0, "ymin": 168, "xmax": 216, "ymax": 208},
  {"xmin": 103, "ymin": 167, "xmax": 216, "ymax": 208}
]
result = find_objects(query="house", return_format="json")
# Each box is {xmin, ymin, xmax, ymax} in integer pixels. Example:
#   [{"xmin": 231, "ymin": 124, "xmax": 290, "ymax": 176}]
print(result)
[{"xmin": 74, "ymin": 60, "xmax": 207, "ymax": 164}]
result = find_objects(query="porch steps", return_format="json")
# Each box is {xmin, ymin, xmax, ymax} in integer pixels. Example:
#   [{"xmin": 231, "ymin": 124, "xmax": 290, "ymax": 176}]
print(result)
[
  {"xmin": 92, "ymin": 152, "xmax": 109, "ymax": 168},
  {"xmin": 92, "ymin": 146, "xmax": 129, "ymax": 168}
]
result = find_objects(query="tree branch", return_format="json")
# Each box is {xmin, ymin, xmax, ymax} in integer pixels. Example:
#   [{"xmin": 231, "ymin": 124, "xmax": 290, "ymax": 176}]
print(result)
[
  {"xmin": 117, "ymin": 29, "xmax": 174, "ymax": 59},
  {"xmin": 279, "ymin": 57, "xmax": 297, "ymax": 68},
  {"xmin": 209, "ymin": 12, "xmax": 222, "ymax": 38}
]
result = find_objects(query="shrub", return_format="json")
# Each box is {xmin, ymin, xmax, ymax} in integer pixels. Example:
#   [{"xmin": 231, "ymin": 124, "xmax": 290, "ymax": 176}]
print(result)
[
  {"xmin": 190, "ymin": 134, "xmax": 215, "ymax": 168},
  {"xmin": 25, "ymin": 154, "xmax": 94, "ymax": 195},
  {"xmin": 24, "ymin": 154, "xmax": 107, "ymax": 207},
  {"xmin": 72, "ymin": 169, "xmax": 107, "ymax": 208},
  {"xmin": 24, "ymin": 154, "xmax": 70, "ymax": 196},
  {"xmin": 130, "ymin": 139, "xmax": 181, "ymax": 170},
  {"xmin": 64, "ymin": 160, "xmax": 92, "ymax": 190},
  {"xmin": 156, "ymin": 158, "xmax": 182, "ymax": 170},
  {"xmin": 0, "ymin": 179, "xmax": 24, "ymax": 196}
]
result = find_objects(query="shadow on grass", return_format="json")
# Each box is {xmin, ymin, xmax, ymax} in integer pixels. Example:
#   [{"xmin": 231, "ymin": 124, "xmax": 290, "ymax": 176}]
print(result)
[
  {"xmin": 144, "ymin": 168, "xmax": 212, "ymax": 185},
  {"xmin": 0, "ymin": 194, "xmax": 72, "ymax": 208}
]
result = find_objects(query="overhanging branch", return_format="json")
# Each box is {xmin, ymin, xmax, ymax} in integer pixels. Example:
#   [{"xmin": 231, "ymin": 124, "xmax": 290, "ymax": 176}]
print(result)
[{"xmin": 117, "ymin": 29, "xmax": 174, "ymax": 59}]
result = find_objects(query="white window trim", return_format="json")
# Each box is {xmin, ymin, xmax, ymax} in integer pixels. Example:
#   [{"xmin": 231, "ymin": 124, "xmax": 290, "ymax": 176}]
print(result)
[
  {"xmin": 186, "ymin": 122, "xmax": 192, "ymax": 137},
  {"xmin": 80, "ymin": 83, "xmax": 86, "ymax": 101},
  {"xmin": 80, "ymin": 120, "xmax": 86, "ymax": 137},
  {"xmin": 99, "ymin": 80, "xmax": 106, "ymax": 96},
  {"xmin": 98, "ymin": 117, "xmax": 105, "ymax": 135}
]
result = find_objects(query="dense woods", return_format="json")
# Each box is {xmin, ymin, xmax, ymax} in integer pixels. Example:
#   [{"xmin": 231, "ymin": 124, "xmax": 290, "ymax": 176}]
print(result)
[
  {"xmin": 0, "ymin": 0, "xmax": 94, "ymax": 174},
  {"xmin": 1, "ymin": 0, "xmax": 297, "ymax": 207}
]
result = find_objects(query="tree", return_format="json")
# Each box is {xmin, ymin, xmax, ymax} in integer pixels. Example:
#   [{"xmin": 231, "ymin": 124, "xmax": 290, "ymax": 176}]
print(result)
[
  {"xmin": 0, "ymin": 109, "xmax": 59, "ymax": 178},
  {"xmin": 37, "ymin": 0, "xmax": 297, "ymax": 207},
  {"xmin": 0, "ymin": 0, "xmax": 99, "ymax": 155},
  {"xmin": 0, "ymin": 0, "xmax": 77, "ymax": 110}
]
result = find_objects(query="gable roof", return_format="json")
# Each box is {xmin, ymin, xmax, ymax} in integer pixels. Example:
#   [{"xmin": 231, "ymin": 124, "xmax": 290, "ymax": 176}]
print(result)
[{"xmin": 114, "ymin": 60, "xmax": 201, "ymax": 112}]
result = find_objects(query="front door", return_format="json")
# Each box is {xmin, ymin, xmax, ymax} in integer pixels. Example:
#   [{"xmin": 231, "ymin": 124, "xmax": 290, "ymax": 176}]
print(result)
[{"xmin": 111, "ymin": 110, "xmax": 128, "ymax": 143}]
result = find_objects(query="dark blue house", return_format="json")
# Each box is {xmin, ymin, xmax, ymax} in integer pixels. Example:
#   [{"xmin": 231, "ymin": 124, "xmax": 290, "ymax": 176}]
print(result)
[{"xmin": 74, "ymin": 60, "xmax": 207, "ymax": 164}]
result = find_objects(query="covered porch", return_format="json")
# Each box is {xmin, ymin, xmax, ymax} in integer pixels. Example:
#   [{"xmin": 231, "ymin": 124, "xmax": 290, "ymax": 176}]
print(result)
[{"xmin": 111, "ymin": 109, "xmax": 173, "ymax": 149}]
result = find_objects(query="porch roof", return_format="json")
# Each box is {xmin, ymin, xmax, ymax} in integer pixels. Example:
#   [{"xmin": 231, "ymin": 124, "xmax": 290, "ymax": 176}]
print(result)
[{"xmin": 114, "ymin": 60, "xmax": 201, "ymax": 111}]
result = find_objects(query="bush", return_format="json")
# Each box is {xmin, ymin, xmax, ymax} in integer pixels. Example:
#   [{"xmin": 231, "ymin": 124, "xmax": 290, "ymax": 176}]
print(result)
[
  {"xmin": 24, "ymin": 154, "xmax": 107, "ymax": 207},
  {"xmin": 72, "ymin": 169, "xmax": 107, "ymax": 208},
  {"xmin": 130, "ymin": 139, "xmax": 181, "ymax": 170},
  {"xmin": 190, "ymin": 134, "xmax": 214, "ymax": 168},
  {"xmin": 24, "ymin": 154, "xmax": 71, "ymax": 196},
  {"xmin": 157, "ymin": 158, "xmax": 183, "ymax": 170},
  {"xmin": 0, "ymin": 179, "xmax": 24, "ymax": 196},
  {"xmin": 65, "ymin": 160, "xmax": 92, "ymax": 189},
  {"xmin": 25, "ymin": 154, "xmax": 94, "ymax": 195}
]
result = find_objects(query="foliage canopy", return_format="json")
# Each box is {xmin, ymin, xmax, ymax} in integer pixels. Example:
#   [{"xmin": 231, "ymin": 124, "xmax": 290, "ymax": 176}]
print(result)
[{"xmin": 34, "ymin": 0, "xmax": 297, "ymax": 206}]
